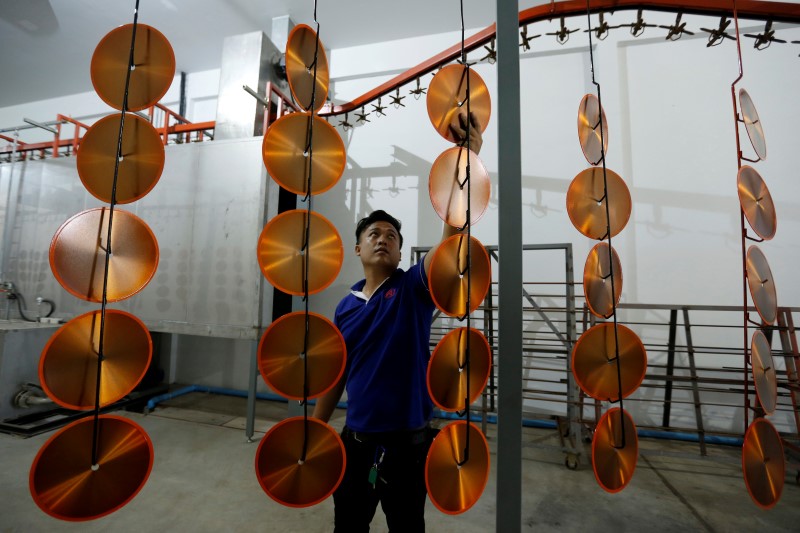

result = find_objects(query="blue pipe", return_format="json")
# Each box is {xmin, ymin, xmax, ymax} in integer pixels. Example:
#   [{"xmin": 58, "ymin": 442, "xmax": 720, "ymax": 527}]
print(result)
[
  {"xmin": 434, "ymin": 409, "xmax": 558, "ymax": 430},
  {"xmin": 144, "ymin": 384, "xmax": 347, "ymax": 412},
  {"xmin": 144, "ymin": 386, "xmax": 743, "ymax": 447},
  {"xmin": 637, "ymin": 429, "xmax": 743, "ymax": 447}
]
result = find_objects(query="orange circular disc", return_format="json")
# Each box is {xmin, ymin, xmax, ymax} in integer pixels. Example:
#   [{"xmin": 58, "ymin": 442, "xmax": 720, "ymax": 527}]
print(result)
[
  {"xmin": 426, "ymin": 421, "xmax": 490, "ymax": 514},
  {"xmin": 90, "ymin": 24, "xmax": 176, "ymax": 112},
  {"xmin": 737, "ymin": 165, "xmax": 776, "ymax": 241},
  {"xmin": 751, "ymin": 330, "xmax": 777, "ymax": 415},
  {"xmin": 428, "ymin": 146, "xmax": 491, "ymax": 228},
  {"xmin": 739, "ymin": 88, "xmax": 767, "ymax": 161},
  {"xmin": 255, "ymin": 416, "xmax": 345, "ymax": 507},
  {"xmin": 262, "ymin": 112, "xmax": 345, "ymax": 196},
  {"xmin": 427, "ymin": 327, "xmax": 492, "ymax": 412},
  {"xmin": 258, "ymin": 311, "xmax": 346, "ymax": 401},
  {"xmin": 566, "ymin": 167, "xmax": 631, "ymax": 240},
  {"xmin": 285, "ymin": 24, "xmax": 329, "ymax": 112},
  {"xmin": 742, "ymin": 418, "xmax": 785, "ymax": 509},
  {"xmin": 77, "ymin": 113, "xmax": 165, "ymax": 204},
  {"xmin": 429, "ymin": 234, "xmax": 491, "ymax": 317},
  {"xmin": 578, "ymin": 94, "xmax": 609, "ymax": 166},
  {"xmin": 256, "ymin": 209, "xmax": 343, "ymax": 296},
  {"xmin": 592, "ymin": 408, "xmax": 638, "ymax": 493},
  {"xmin": 49, "ymin": 208, "xmax": 159, "ymax": 302},
  {"xmin": 746, "ymin": 245, "xmax": 778, "ymax": 325},
  {"xmin": 583, "ymin": 242, "xmax": 622, "ymax": 319},
  {"xmin": 572, "ymin": 323, "xmax": 647, "ymax": 402},
  {"xmin": 29, "ymin": 415, "xmax": 153, "ymax": 521},
  {"xmin": 39, "ymin": 309, "xmax": 152, "ymax": 410},
  {"xmin": 426, "ymin": 64, "xmax": 491, "ymax": 143}
]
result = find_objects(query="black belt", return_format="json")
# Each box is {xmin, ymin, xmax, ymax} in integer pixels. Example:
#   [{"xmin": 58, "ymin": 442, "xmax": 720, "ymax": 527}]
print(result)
[{"xmin": 343, "ymin": 425, "xmax": 428, "ymax": 446}]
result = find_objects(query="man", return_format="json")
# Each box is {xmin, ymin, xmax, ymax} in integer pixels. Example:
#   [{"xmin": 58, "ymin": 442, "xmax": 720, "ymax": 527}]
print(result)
[{"xmin": 313, "ymin": 112, "xmax": 482, "ymax": 532}]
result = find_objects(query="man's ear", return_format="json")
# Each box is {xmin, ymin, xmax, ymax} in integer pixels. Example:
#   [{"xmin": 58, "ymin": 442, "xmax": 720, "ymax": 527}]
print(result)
[{"xmin": 355, "ymin": 244, "xmax": 361, "ymax": 256}]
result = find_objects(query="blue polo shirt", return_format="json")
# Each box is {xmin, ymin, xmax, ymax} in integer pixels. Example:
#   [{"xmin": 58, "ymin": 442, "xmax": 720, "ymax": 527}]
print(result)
[{"xmin": 334, "ymin": 262, "xmax": 435, "ymax": 433}]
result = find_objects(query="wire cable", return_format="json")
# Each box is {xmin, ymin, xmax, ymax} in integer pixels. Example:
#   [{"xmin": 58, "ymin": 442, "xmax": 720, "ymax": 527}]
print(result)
[{"xmin": 91, "ymin": 0, "xmax": 140, "ymax": 468}]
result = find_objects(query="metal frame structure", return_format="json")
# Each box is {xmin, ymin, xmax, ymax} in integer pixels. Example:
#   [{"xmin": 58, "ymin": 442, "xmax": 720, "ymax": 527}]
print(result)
[
  {"xmin": 417, "ymin": 242, "xmax": 800, "ymax": 478},
  {"xmin": 7, "ymin": 3, "xmax": 800, "ymax": 163},
  {"xmin": 0, "ymin": 104, "xmax": 215, "ymax": 161},
  {"xmin": 2, "ymin": 2, "xmax": 800, "ymax": 528}
]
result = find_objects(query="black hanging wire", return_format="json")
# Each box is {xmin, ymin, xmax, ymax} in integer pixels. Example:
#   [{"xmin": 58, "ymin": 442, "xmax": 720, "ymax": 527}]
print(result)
[
  {"xmin": 91, "ymin": 0, "xmax": 141, "ymax": 468},
  {"xmin": 730, "ymin": 0, "xmax": 751, "ymax": 430},
  {"xmin": 299, "ymin": 0, "xmax": 321, "ymax": 464},
  {"xmin": 455, "ymin": 0, "xmax": 472, "ymax": 467},
  {"xmin": 585, "ymin": 2, "xmax": 626, "ymax": 449}
]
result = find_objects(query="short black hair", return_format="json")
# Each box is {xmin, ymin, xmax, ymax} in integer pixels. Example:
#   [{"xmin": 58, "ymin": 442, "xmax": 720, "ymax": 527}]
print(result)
[{"xmin": 355, "ymin": 210, "xmax": 403, "ymax": 248}]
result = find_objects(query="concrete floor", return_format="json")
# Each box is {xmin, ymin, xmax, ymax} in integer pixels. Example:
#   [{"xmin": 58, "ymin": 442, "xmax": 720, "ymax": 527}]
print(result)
[{"xmin": 1, "ymin": 391, "xmax": 798, "ymax": 532}]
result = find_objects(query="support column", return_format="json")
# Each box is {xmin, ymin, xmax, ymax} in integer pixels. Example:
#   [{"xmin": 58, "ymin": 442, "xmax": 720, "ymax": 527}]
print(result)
[
  {"xmin": 496, "ymin": 1, "xmax": 522, "ymax": 531},
  {"xmin": 215, "ymin": 30, "xmax": 284, "ymax": 140}
]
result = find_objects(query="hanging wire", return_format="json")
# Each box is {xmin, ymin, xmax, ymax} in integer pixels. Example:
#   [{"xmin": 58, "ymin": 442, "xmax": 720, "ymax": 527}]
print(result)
[
  {"xmin": 91, "ymin": 0, "xmax": 141, "ymax": 468},
  {"xmin": 585, "ymin": 1, "xmax": 626, "ymax": 449},
  {"xmin": 455, "ymin": 0, "xmax": 473, "ymax": 468},
  {"xmin": 730, "ymin": 0, "xmax": 752, "ymax": 431},
  {"xmin": 299, "ymin": 0, "xmax": 321, "ymax": 464}
]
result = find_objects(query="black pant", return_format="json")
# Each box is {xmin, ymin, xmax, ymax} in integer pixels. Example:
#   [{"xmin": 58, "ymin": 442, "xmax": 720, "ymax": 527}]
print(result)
[{"xmin": 333, "ymin": 427, "xmax": 432, "ymax": 533}]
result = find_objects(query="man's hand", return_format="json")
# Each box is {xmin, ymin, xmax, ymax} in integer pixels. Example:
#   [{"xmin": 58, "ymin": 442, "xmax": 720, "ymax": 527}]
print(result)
[{"xmin": 449, "ymin": 111, "xmax": 483, "ymax": 154}]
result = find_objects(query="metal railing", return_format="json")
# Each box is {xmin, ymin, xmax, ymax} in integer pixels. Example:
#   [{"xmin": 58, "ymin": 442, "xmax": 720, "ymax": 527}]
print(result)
[
  {"xmin": 0, "ymin": 104, "xmax": 215, "ymax": 162},
  {"xmin": 413, "ymin": 243, "xmax": 800, "ymax": 465}
]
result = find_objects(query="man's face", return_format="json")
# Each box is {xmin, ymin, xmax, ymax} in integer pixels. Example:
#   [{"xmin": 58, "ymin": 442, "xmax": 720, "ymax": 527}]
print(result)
[{"xmin": 355, "ymin": 221, "xmax": 402, "ymax": 270}]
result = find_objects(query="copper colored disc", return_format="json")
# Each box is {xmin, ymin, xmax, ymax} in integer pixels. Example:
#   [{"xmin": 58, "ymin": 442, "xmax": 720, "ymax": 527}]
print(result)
[
  {"xmin": 739, "ymin": 89, "xmax": 767, "ymax": 161},
  {"xmin": 285, "ymin": 24, "xmax": 329, "ymax": 112},
  {"xmin": 29, "ymin": 415, "xmax": 153, "ymax": 521},
  {"xmin": 583, "ymin": 242, "xmax": 622, "ymax": 319},
  {"xmin": 429, "ymin": 234, "xmax": 491, "ymax": 317},
  {"xmin": 578, "ymin": 94, "xmax": 609, "ymax": 166},
  {"xmin": 49, "ymin": 208, "xmax": 159, "ymax": 302},
  {"xmin": 255, "ymin": 416, "xmax": 345, "ymax": 507},
  {"xmin": 256, "ymin": 209, "xmax": 343, "ymax": 296},
  {"xmin": 427, "ymin": 327, "xmax": 492, "ymax": 412},
  {"xmin": 262, "ymin": 112, "xmax": 345, "ymax": 196},
  {"xmin": 737, "ymin": 165, "xmax": 776, "ymax": 241},
  {"xmin": 592, "ymin": 408, "xmax": 638, "ymax": 493},
  {"xmin": 258, "ymin": 311, "xmax": 346, "ymax": 401},
  {"xmin": 742, "ymin": 418, "xmax": 785, "ymax": 509},
  {"xmin": 566, "ymin": 167, "xmax": 631, "ymax": 240},
  {"xmin": 426, "ymin": 64, "xmax": 491, "ymax": 143},
  {"xmin": 746, "ymin": 245, "xmax": 778, "ymax": 325},
  {"xmin": 77, "ymin": 113, "xmax": 164, "ymax": 204},
  {"xmin": 751, "ymin": 330, "xmax": 777, "ymax": 415},
  {"xmin": 425, "ymin": 421, "xmax": 490, "ymax": 514},
  {"xmin": 572, "ymin": 323, "xmax": 647, "ymax": 402},
  {"xmin": 39, "ymin": 310, "xmax": 152, "ymax": 410},
  {"xmin": 428, "ymin": 146, "xmax": 491, "ymax": 228},
  {"xmin": 91, "ymin": 24, "xmax": 176, "ymax": 112}
]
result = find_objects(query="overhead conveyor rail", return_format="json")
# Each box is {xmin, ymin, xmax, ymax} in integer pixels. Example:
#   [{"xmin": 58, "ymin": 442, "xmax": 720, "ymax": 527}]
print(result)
[
  {"xmin": 319, "ymin": 0, "xmax": 800, "ymax": 117},
  {"xmin": 3, "ymin": 1, "xmax": 799, "ymax": 163}
]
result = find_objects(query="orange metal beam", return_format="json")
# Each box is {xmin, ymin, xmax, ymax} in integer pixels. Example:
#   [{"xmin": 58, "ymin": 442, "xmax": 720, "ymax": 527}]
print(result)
[
  {"xmin": 0, "ymin": 133, "xmax": 24, "ymax": 144},
  {"xmin": 0, "ymin": 117, "xmax": 218, "ymax": 156},
  {"xmin": 319, "ymin": 0, "xmax": 800, "ymax": 117},
  {"xmin": 3, "ymin": 1, "xmax": 799, "ymax": 154}
]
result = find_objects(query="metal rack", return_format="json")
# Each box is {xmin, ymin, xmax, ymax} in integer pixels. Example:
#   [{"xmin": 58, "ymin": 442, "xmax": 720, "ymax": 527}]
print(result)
[{"xmin": 413, "ymin": 243, "xmax": 800, "ymax": 472}]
